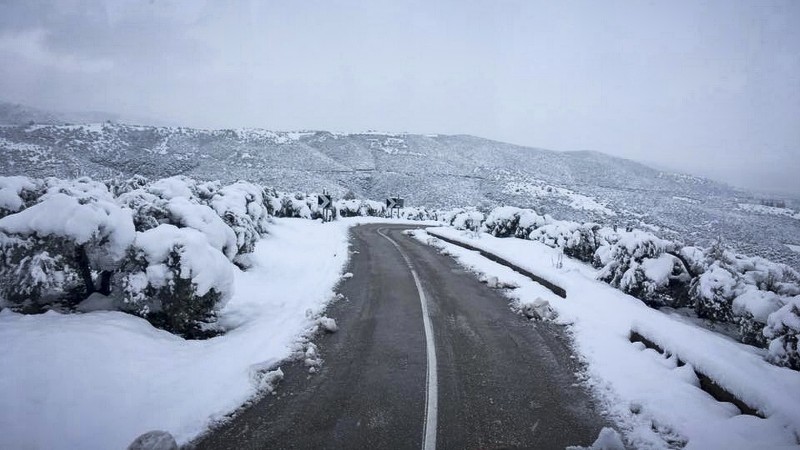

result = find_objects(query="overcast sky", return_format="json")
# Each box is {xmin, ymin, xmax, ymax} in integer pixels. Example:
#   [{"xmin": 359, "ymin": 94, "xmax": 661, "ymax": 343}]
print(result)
[{"xmin": 0, "ymin": 0, "xmax": 798, "ymax": 194}]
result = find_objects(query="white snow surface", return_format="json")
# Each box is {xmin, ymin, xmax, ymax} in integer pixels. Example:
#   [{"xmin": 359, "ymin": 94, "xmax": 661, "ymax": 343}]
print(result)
[
  {"xmin": 0, "ymin": 218, "xmax": 351, "ymax": 450},
  {"xmin": 0, "ymin": 192, "xmax": 135, "ymax": 264},
  {"xmin": 418, "ymin": 227, "xmax": 800, "ymax": 450},
  {"xmin": 739, "ymin": 203, "xmax": 800, "ymax": 220},
  {"xmin": 0, "ymin": 175, "xmax": 36, "ymax": 212},
  {"xmin": 503, "ymin": 180, "xmax": 616, "ymax": 216},
  {"xmin": 133, "ymin": 224, "xmax": 234, "ymax": 300}
]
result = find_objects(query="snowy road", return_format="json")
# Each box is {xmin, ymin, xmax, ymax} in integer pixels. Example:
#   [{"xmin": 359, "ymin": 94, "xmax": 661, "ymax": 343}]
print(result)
[{"xmin": 194, "ymin": 224, "xmax": 607, "ymax": 449}]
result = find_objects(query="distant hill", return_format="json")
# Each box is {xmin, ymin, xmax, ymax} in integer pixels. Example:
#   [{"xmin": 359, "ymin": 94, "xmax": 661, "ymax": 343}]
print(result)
[
  {"xmin": 0, "ymin": 101, "xmax": 170, "ymax": 127},
  {"xmin": 0, "ymin": 116, "xmax": 798, "ymax": 269}
]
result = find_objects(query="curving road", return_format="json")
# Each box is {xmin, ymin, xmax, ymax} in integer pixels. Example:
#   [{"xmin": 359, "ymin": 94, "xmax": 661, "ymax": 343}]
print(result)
[{"xmin": 193, "ymin": 224, "xmax": 607, "ymax": 450}]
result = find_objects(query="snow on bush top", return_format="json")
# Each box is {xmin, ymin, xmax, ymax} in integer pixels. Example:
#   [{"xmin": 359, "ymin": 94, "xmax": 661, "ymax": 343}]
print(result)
[
  {"xmin": 147, "ymin": 176, "xmax": 198, "ymax": 200},
  {"xmin": 0, "ymin": 176, "xmax": 37, "ymax": 213},
  {"xmin": 612, "ymin": 229, "xmax": 674, "ymax": 259},
  {"xmin": 733, "ymin": 288, "xmax": 784, "ymax": 323},
  {"xmin": 0, "ymin": 192, "xmax": 135, "ymax": 265},
  {"xmin": 166, "ymin": 197, "xmax": 238, "ymax": 260},
  {"xmin": 133, "ymin": 224, "xmax": 234, "ymax": 302},
  {"xmin": 640, "ymin": 253, "xmax": 678, "ymax": 287}
]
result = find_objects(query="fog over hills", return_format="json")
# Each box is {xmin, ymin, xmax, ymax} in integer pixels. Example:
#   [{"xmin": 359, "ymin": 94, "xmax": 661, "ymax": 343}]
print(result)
[
  {"xmin": 1, "ymin": 104, "xmax": 798, "ymax": 269},
  {"xmin": 0, "ymin": 101, "xmax": 169, "ymax": 128}
]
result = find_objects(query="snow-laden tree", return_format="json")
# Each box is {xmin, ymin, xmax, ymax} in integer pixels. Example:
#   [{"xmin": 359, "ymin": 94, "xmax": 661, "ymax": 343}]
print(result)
[{"xmin": 120, "ymin": 224, "xmax": 234, "ymax": 337}]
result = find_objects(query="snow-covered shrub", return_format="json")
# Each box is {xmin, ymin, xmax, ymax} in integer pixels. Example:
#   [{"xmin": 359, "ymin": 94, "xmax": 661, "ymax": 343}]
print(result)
[
  {"xmin": 563, "ymin": 223, "xmax": 605, "ymax": 262},
  {"xmin": 596, "ymin": 231, "xmax": 690, "ymax": 307},
  {"xmin": 146, "ymin": 175, "xmax": 201, "ymax": 200},
  {"xmin": 689, "ymin": 243, "xmax": 800, "ymax": 329},
  {"xmin": 363, "ymin": 200, "xmax": 387, "ymax": 217},
  {"xmin": 764, "ymin": 296, "xmax": 800, "ymax": 370},
  {"xmin": 120, "ymin": 224, "xmax": 234, "ymax": 338},
  {"xmin": 107, "ymin": 174, "xmax": 149, "ymax": 197},
  {"xmin": 0, "ymin": 176, "xmax": 42, "ymax": 218},
  {"xmin": 0, "ymin": 232, "xmax": 82, "ymax": 310},
  {"xmin": 208, "ymin": 181, "xmax": 270, "ymax": 258},
  {"xmin": 448, "ymin": 209, "xmax": 485, "ymax": 232},
  {"xmin": 732, "ymin": 289, "xmax": 784, "ymax": 346},
  {"xmin": 482, "ymin": 206, "xmax": 548, "ymax": 238},
  {"xmin": 275, "ymin": 194, "xmax": 314, "ymax": 219},
  {"xmin": 335, "ymin": 199, "xmax": 363, "ymax": 218},
  {"xmin": 398, "ymin": 207, "xmax": 434, "ymax": 221},
  {"xmin": 690, "ymin": 262, "xmax": 740, "ymax": 322},
  {"xmin": 0, "ymin": 186, "xmax": 135, "ymax": 306},
  {"xmin": 118, "ymin": 189, "xmax": 238, "ymax": 259}
]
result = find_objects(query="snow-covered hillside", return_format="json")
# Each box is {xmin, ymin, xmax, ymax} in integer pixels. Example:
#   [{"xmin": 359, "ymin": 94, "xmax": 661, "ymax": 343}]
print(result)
[{"xmin": 1, "ymin": 121, "xmax": 798, "ymax": 271}]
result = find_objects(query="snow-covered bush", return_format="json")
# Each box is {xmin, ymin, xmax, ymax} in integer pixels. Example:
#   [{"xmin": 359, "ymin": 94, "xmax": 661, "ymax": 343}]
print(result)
[
  {"xmin": 447, "ymin": 209, "xmax": 485, "ymax": 232},
  {"xmin": 482, "ymin": 206, "xmax": 548, "ymax": 238},
  {"xmin": 208, "ymin": 181, "xmax": 270, "ymax": 258},
  {"xmin": 0, "ymin": 185, "xmax": 135, "ymax": 308},
  {"xmin": 689, "ymin": 243, "xmax": 800, "ymax": 329},
  {"xmin": 689, "ymin": 263, "xmax": 740, "ymax": 322},
  {"xmin": 562, "ymin": 223, "xmax": 605, "ymax": 262},
  {"xmin": 0, "ymin": 232, "xmax": 82, "ymax": 310},
  {"xmin": 764, "ymin": 296, "xmax": 800, "ymax": 370},
  {"xmin": 334, "ymin": 199, "xmax": 388, "ymax": 218},
  {"xmin": 732, "ymin": 289, "xmax": 784, "ymax": 346},
  {"xmin": 118, "ymin": 189, "xmax": 238, "ymax": 259},
  {"xmin": 596, "ymin": 231, "xmax": 690, "ymax": 307},
  {"xmin": 107, "ymin": 174, "xmax": 149, "ymax": 197},
  {"xmin": 120, "ymin": 225, "xmax": 234, "ymax": 338},
  {"xmin": 398, "ymin": 206, "xmax": 435, "ymax": 221},
  {"xmin": 0, "ymin": 176, "xmax": 42, "ymax": 218},
  {"xmin": 275, "ymin": 193, "xmax": 314, "ymax": 219}
]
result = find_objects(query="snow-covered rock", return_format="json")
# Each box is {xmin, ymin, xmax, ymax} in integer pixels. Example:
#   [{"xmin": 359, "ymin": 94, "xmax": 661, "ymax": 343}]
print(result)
[{"xmin": 126, "ymin": 431, "xmax": 178, "ymax": 450}]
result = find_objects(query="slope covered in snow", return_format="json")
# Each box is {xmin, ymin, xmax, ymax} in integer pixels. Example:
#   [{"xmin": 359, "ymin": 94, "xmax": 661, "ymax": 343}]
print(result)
[{"xmin": 1, "ymin": 121, "xmax": 798, "ymax": 271}]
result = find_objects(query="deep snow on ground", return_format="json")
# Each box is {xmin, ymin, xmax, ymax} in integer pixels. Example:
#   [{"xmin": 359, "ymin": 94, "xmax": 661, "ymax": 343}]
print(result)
[
  {"xmin": 0, "ymin": 218, "xmax": 353, "ymax": 450},
  {"xmin": 415, "ymin": 227, "xmax": 800, "ymax": 450}
]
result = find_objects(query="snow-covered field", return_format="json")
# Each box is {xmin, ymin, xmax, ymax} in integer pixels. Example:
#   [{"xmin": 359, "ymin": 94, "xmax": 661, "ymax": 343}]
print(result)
[
  {"xmin": 415, "ymin": 227, "xmax": 800, "ymax": 449},
  {"xmin": 0, "ymin": 218, "xmax": 351, "ymax": 450},
  {"xmin": 503, "ymin": 180, "xmax": 616, "ymax": 216},
  {"xmin": 739, "ymin": 203, "xmax": 800, "ymax": 220}
]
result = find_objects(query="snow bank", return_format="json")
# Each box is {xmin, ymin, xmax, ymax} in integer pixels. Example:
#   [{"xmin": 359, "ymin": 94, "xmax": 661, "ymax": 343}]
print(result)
[
  {"xmin": 418, "ymin": 227, "xmax": 800, "ymax": 449},
  {"xmin": 0, "ymin": 218, "xmax": 351, "ymax": 450}
]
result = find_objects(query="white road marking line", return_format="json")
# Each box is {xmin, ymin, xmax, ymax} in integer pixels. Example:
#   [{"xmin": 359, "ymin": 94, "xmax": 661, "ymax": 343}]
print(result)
[{"xmin": 377, "ymin": 228, "xmax": 438, "ymax": 450}]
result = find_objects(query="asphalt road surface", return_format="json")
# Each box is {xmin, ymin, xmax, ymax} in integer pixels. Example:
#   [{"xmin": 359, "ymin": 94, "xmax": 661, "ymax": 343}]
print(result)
[{"xmin": 193, "ymin": 224, "xmax": 608, "ymax": 450}]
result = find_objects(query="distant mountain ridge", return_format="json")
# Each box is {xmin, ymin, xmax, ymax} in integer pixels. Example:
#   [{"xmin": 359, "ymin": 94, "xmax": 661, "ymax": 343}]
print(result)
[
  {"xmin": 0, "ymin": 107, "xmax": 798, "ymax": 269},
  {"xmin": 0, "ymin": 101, "xmax": 170, "ymax": 127}
]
